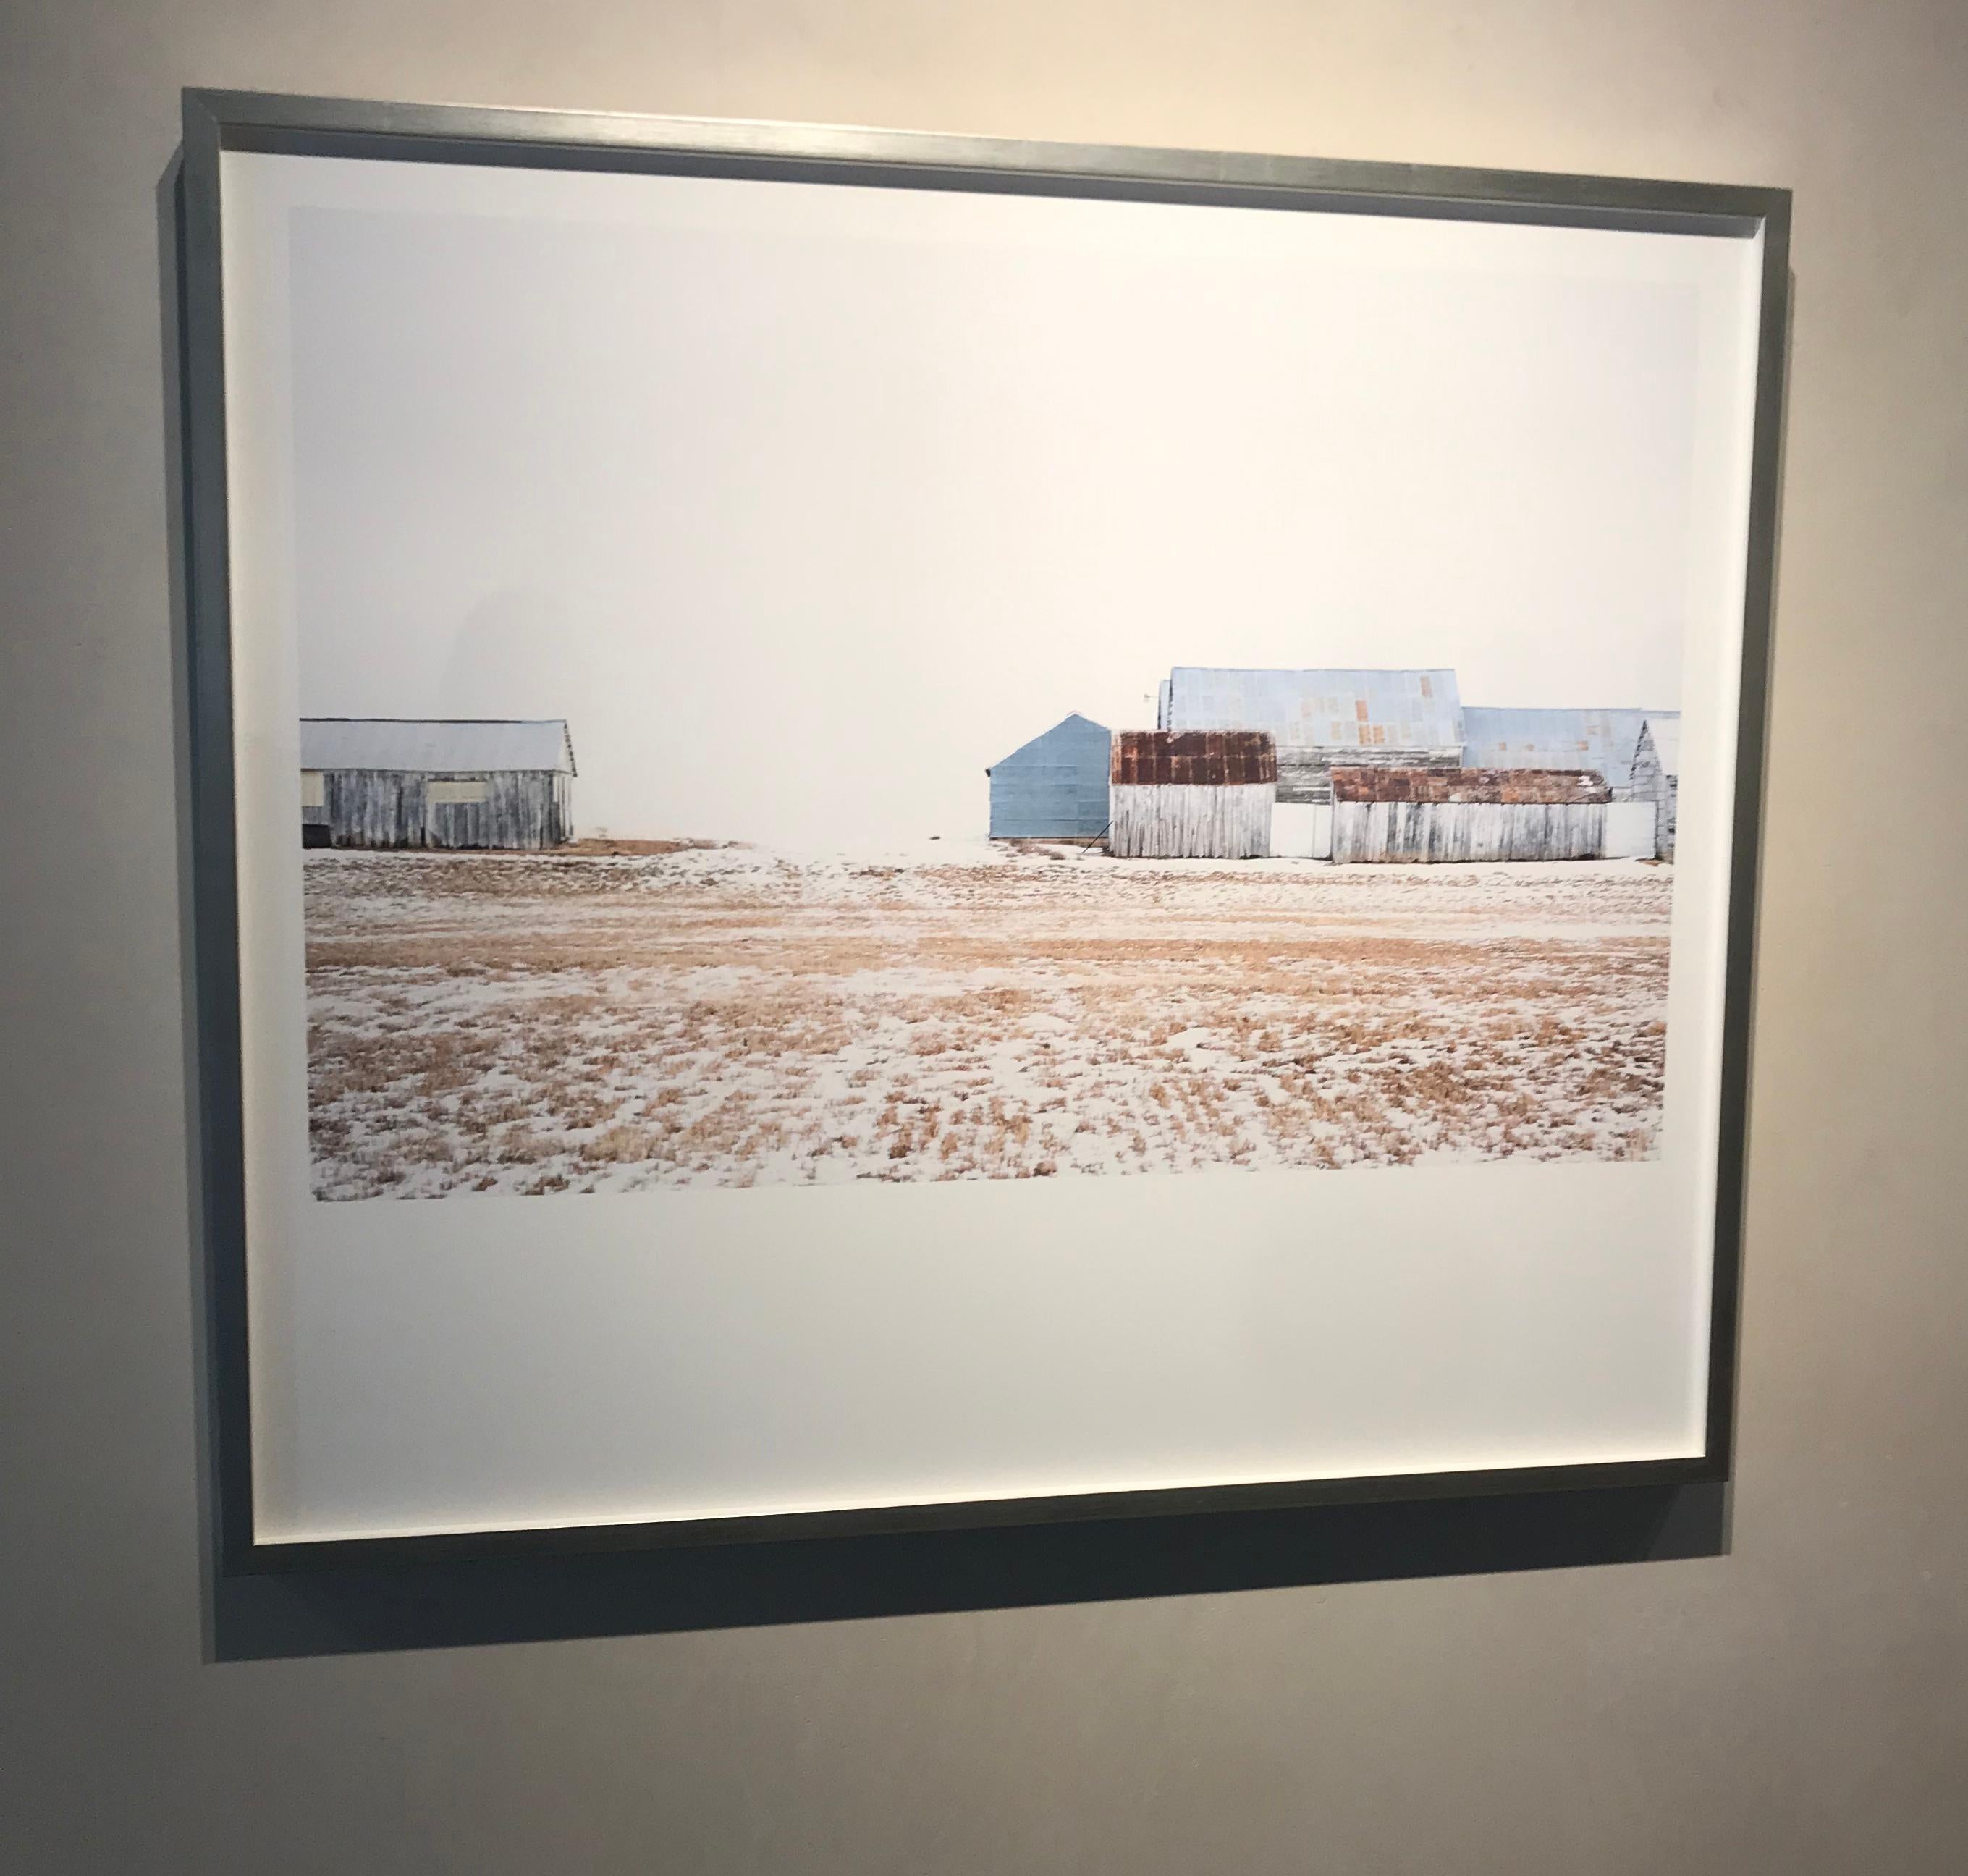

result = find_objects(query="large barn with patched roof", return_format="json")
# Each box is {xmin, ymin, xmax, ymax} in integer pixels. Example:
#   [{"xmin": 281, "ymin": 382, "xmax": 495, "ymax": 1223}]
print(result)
[{"xmin": 1158, "ymin": 667, "xmax": 1466, "ymax": 805}]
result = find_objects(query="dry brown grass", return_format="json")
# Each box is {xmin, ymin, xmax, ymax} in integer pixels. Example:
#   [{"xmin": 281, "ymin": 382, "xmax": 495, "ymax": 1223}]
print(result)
[
  {"xmin": 557, "ymin": 837, "xmax": 735, "ymax": 857},
  {"xmin": 304, "ymin": 850, "xmax": 1671, "ymax": 1196}
]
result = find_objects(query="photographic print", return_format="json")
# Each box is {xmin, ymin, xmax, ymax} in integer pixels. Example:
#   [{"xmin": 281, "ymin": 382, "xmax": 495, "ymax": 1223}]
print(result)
[
  {"xmin": 287, "ymin": 163, "xmax": 1698, "ymax": 1200},
  {"xmin": 192, "ymin": 94, "xmax": 1781, "ymax": 1557}
]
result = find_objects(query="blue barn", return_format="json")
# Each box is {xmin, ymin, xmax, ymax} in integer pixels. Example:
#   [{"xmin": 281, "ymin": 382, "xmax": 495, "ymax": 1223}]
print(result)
[{"xmin": 986, "ymin": 714, "xmax": 1112, "ymax": 840}]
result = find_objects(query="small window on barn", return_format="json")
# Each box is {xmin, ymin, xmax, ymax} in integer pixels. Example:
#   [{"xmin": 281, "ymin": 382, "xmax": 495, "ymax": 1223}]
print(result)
[
  {"xmin": 428, "ymin": 778, "xmax": 489, "ymax": 804},
  {"xmin": 1419, "ymin": 675, "xmax": 1432, "ymax": 698},
  {"xmin": 300, "ymin": 770, "xmax": 324, "ymax": 808},
  {"xmin": 1355, "ymin": 699, "xmax": 1370, "ymax": 722}
]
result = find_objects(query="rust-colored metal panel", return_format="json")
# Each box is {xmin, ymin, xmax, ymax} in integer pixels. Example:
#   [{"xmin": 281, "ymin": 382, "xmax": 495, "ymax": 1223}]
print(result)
[
  {"xmin": 1329, "ymin": 766, "xmax": 1611, "ymax": 806},
  {"xmin": 1110, "ymin": 730, "xmax": 1277, "ymax": 787}
]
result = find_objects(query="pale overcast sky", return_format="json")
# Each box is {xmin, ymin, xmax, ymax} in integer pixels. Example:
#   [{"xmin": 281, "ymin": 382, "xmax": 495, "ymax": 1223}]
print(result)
[{"xmin": 284, "ymin": 161, "xmax": 1715, "ymax": 848}]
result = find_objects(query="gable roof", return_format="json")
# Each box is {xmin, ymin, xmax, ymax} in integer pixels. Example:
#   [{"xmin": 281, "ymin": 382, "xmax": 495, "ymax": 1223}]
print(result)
[
  {"xmin": 1163, "ymin": 668, "xmax": 1463, "ymax": 751},
  {"xmin": 987, "ymin": 712, "xmax": 1110, "ymax": 774},
  {"xmin": 300, "ymin": 718, "xmax": 575, "ymax": 774},
  {"xmin": 1458, "ymin": 706, "xmax": 1663, "ymax": 792},
  {"xmin": 1641, "ymin": 713, "xmax": 1682, "ymax": 778}
]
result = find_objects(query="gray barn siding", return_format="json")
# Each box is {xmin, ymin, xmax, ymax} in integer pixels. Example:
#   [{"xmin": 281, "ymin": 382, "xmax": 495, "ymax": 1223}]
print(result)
[
  {"xmin": 318, "ymin": 770, "xmax": 571, "ymax": 850},
  {"xmin": 1627, "ymin": 732, "xmax": 1667, "ymax": 859},
  {"xmin": 1109, "ymin": 783, "xmax": 1273, "ymax": 859},
  {"xmin": 1332, "ymin": 801, "xmax": 1607, "ymax": 863},
  {"xmin": 988, "ymin": 715, "xmax": 1112, "ymax": 839},
  {"xmin": 1629, "ymin": 717, "xmax": 1681, "ymax": 860}
]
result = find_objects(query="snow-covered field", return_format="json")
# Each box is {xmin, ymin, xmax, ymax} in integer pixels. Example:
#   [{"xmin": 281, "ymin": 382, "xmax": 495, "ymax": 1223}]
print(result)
[{"xmin": 304, "ymin": 840, "xmax": 1673, "ymax": 1198}]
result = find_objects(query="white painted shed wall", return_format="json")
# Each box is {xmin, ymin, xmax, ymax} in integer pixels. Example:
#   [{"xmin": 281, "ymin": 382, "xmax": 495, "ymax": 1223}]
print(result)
[
  {"xmin": 1602, "ymin": 800, "xmax": 1658, "ymax": 859},
  {"xmin": 1271, "ymin": 802, "xmax": 1333, "ymax": 859}
]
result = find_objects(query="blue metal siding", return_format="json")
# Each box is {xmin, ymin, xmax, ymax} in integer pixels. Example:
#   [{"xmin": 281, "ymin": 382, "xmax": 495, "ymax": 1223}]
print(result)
[
  {"xmin": 1164, "ymin": 668, "xmax": 1464, "ymax": 752},
  {"xmin": 1458, "ymin": 707, "xmax": 1671, "ymax": 793},
  {"xmin": 988, "ymin": 714, "xmax": 1112, "ymax": 838}
]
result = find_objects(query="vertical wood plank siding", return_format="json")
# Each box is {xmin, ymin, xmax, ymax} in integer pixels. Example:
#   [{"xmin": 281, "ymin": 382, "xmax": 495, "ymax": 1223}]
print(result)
[
  {"xmin": 1627, "ymin": 730, "xmax": 1677, "ymax": 859},
  {"xmin": 320, "ymin": 771, "xmax": 571, "ymax": 849},
  {"xmin": 1108, "ymin": 784, "xmax": 1274, "ymax": 858},
  {"xmin": 1330, "ymin": 801, "xmax": 1606, "ymax": 863}
]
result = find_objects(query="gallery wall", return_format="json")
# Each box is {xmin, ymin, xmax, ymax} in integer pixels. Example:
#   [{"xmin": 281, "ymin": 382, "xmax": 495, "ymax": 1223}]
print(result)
[{"xmin": 3, "ymin": 2, "xmax": 1964, "ymax": 1870}]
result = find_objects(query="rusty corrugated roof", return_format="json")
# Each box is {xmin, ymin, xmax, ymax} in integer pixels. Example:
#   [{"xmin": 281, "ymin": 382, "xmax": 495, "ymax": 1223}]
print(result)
[
  {"xmin": 1330, "ymin": 766, "xmax": 1609, "ymax": 805},
  {"xmin": 1111, "ymin": 730, "xmax": 1277, "ymax": 787}
]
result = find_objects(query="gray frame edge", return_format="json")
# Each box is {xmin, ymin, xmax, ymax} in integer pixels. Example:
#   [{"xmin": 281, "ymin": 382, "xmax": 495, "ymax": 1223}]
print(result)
[
  {"xmin": 1702, "ymin": 190, "xmax": 1791, "ymax": 1482},
  {"xmin": 184, "ymin": 86, "xmax": 1788, "ymax": 230},
  {"xmin": 181, "ymin": 89, "xmax": 260, "ymax": 1577},
  {"xmin": 177, "ymin": 87, "xmax": 1789, "ymax": 1575}
]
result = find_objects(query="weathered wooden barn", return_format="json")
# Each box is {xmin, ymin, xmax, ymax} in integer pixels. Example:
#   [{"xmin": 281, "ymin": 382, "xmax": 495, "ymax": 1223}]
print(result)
[
  {"xmin": 1459, "ymin": 705, "xmax": 1684, "ymax": 859},
  {"xmin": 1630, "ymin": 715, "xmax": 1681, "ymax": 859},
  {"xmin": 986, "ymin": 713, "xmax": 1112, "ymax": 839},
  {"xmin": 1109, "ymin": 731, "xmax": 1276, "ymax": 859},
  {"xmin": 1329, "ymin": 766, "xmax": 1609, "ymax": 863},
  {"xmin": 300, "ymin": 718, "xmax": 575, "ymax": 850},
  {"xmin": 1160, "ymin": 667, "xmax": 1464, "ymax": 806}
]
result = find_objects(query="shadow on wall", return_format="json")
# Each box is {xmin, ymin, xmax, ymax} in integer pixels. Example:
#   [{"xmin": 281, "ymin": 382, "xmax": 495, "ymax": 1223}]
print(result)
[{"xmin": 207, "ymin": 1482, "xmax": 1728, "ymax": 1662}]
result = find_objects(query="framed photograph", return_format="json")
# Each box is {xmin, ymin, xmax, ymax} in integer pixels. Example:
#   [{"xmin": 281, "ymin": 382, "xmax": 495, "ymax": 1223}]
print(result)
[{"xmin": 180, "ymin": 88, "xmax": 1788, "ymax": 1569}]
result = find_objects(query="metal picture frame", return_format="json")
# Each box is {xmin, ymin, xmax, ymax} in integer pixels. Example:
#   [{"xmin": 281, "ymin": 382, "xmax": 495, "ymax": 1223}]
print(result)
[{"xmin": 178, "ymin": 87, "xmax": 1788, "ymax": 1574}]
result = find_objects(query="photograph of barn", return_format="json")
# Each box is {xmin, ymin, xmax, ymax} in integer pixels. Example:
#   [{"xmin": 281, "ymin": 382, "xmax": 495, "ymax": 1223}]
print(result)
[
  {"xmin": 302, "ymin": 656, "xmax": 1686, "ymax": 1193},
  {"xmin": 986, "ymin": 713, "xmax": 1111, "ymax": 840},
  {"xmin": 300, "ymin": 718, "xmax": 574, "ymax": 850},
  {"xmin": 1140, "ymin": 680, "xmax": 1684, "ymax": 862},
  {"xmin": 1107, "ymin": 730, "xmax": 1277, "ymax": 858},
  {"xmin": 279, "ymin": 193, "xmax": 1710, "ymax": 1195}
]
